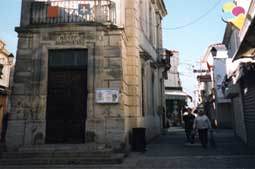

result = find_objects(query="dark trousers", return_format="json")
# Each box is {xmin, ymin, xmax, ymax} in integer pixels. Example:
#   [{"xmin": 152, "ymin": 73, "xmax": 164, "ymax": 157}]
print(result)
[
  {"xmin": 198, "ymin": 129, "xmax": 208, "ymax": 148},
  {"xmin": 185, "ymin": 128, "xmax": 194, "ymax": 143},
  {"xmin": 0, "ymin": 114, "xmax": 8, "ymax": 143}
]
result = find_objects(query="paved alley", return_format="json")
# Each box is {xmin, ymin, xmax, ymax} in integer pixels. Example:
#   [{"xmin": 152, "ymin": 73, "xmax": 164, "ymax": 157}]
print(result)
[
  {"xmin": 131, "ymin": 127, "xmax": 255, "ymax": 169},
  {"xmin": 1, "ymin": 127, "xmax": 255, "ymax": 169}
]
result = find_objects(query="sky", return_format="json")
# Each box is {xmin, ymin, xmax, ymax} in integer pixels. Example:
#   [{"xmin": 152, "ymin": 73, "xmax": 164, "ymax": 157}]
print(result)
[
  {"xmin": 0, "ymin": 0, "xmax": 229, "ymax": 106},
  {"xmin": 0, "ymin": 0, "xmax": 21, "ymax": 54},
  {"xmin": 163, "ymin": 0, "xmax": 229, "ymax": 105}
]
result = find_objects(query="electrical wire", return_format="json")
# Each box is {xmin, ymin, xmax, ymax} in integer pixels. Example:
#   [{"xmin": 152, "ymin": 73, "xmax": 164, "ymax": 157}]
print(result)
[
  {"xmin": 163, "ymin": 0, "xmax": 222, "ymax": 30},
  {"xmin": 139, "ymin": 0, "xmax": 222, "ymax": 30}
]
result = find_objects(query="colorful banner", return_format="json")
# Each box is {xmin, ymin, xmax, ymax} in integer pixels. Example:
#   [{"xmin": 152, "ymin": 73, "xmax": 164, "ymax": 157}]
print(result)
[
  {"xmin": 78, "ymin": 4, "xmax": 91, "ymax": 15},
  {"xmin": 222, "ymin": 1, "xmax": 248, "ymax": 30}
]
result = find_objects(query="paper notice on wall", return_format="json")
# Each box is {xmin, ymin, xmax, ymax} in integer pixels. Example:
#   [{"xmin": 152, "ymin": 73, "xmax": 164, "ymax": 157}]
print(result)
[{"xmin": 96, "ymin": 88, "xmax": 119, "ymax": 104}]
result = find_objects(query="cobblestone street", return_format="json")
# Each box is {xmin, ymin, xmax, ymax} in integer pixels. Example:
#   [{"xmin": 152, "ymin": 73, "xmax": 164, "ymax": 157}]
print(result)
[
  {"xmin": 130, "ymin": 127, "xmax": 255, "ymax": 169},
  {"xmin": 2, "ymin": 127, "xmax": 255, "ymax": 169}
]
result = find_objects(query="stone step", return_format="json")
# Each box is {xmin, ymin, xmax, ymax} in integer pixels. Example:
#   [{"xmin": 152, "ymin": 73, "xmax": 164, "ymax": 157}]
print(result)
[
  {"xmin": 0, "ymin": 165, "xmax": 122, "ymax": 169},
  {"xmin": 0, "ymin": 157, "xmax": 123, "ymax": 165},
  {"xmin": 0, "ymin": 153, "xmax": 125, "ymax": 165},
  {"xmin": 18, "ymin": 144, "xmax": 109, "ymax": 152},
  {"xmin": 0, "ymin": 144, "xmax": 126, "ymax": 166},
  {"xmin": 1, "ymin": 151, "xmax": 112, "ymax": 159},
  {"xmin": 0, "ymin": 143, "xmax": 5, "ymax": 152}
]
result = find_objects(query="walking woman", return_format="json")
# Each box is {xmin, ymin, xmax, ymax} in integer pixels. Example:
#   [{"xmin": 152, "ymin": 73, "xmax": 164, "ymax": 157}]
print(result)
[{"xmin": 193, "ymin": 110, "xmax": 211, "ymax": 148}]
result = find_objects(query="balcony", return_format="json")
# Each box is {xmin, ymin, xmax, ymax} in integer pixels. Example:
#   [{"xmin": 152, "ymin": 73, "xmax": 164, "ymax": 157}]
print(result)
[
  {"xmin": 157, "ymin": 48, "xmax": 172, "ymax": 79},
  {"xmin": 158, "ymin": 48, "xmax": 172, "ymax": 70},
  {"xmin": 30, "ymin": 0, "xmax": 116, "ymax": 25}
]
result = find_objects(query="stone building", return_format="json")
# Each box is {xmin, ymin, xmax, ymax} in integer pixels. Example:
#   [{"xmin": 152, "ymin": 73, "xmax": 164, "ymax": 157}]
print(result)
[
  {"xmin": 0, "ymin": 40, "xmax": 14, "ymax": 141},
  {"xmin": 6, "ymin": 0, "xmax": 168, "ymax": 151},
  {"xmin": 198, "ymin": 44, "xmax": 232, "ymax": 128},
  {"xmin": 164, "ymin": 51, "xmax": 189, "ymax": 126}
]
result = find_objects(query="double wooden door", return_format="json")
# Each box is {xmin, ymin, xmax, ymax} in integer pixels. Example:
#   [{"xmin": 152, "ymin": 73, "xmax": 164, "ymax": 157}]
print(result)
[{"xmin": 46, "ymin": 49, "xmax": 87, "ymax": 144}]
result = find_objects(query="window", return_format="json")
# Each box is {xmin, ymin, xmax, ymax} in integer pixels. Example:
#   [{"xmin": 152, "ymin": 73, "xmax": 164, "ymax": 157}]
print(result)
[{"xmin": 0, "ymin": 64, "xmax": 3, "ymax": 79}]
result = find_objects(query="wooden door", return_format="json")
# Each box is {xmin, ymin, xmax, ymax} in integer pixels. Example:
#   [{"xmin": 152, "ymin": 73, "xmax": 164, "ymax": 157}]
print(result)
[{"xmin": 46, "ymin": 49, "xmax": 87, "ymax": 144}]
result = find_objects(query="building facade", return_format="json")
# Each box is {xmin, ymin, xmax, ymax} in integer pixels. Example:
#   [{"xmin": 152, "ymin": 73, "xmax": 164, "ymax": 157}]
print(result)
[
  {"xmin": 195, "ymin": 61, "xmax": 213, "ymax": 112},
  {"xmin": 0, "ymin": 40, "xmax": 14, "ymax": 142},
  {"xmin": 164, "ymin": 51, "xmax": 189, "ymax": 126},
  {"xmin": 196, "ymin": 44, "xmax": 232, "ymax": 128},
  {"xmin": 222, "ymin": 0, "xmax": 255, "ymax": 146},
  {"xmin": 6, "ymin": 0, "xmax": 168, "ymax": 151}
]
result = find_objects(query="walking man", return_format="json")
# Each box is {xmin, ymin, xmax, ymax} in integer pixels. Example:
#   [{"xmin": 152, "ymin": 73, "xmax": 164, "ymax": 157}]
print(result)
[{"xmin": 193, "ymin": 110, "xmax": 212, "ymax": 148}]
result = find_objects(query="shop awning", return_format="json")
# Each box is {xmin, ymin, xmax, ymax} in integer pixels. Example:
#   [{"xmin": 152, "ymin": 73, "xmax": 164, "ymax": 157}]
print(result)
[
  {"xmin": 233, "ymin": 2, "xmax": 255, "ymax": 61},
  {"xmin": 165, "ymin": 90, "xmax": 192, "ymax": 101}
]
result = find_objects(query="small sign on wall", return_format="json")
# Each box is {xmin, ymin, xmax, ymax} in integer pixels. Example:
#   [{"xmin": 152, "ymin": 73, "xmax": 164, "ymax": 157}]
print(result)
[{"xmin": 96, "ymin": 88, "xmax": 119, "ymax": 104}]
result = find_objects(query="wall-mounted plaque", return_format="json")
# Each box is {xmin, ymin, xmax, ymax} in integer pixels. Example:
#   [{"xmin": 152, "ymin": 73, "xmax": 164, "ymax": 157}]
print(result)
[{"xmin": 96, "ymin": 88, "xmax": 119, "ymax": 104}]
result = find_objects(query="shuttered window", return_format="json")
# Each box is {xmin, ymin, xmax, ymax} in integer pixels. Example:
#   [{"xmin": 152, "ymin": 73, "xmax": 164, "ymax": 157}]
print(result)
[{"xmin": 241, "ymin": 73, "xmax": 255, "ymax": 146}]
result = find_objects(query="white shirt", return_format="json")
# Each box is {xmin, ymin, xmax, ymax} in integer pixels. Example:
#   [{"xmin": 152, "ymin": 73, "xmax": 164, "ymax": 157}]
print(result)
[{"xmin": 193, "ymin": 115, "xmax": 211, "ymax": 129}]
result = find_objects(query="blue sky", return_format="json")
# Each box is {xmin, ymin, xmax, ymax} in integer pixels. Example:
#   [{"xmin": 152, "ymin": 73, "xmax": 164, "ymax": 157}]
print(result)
[
  {"xmin": 163, "ymin": 0, "xmax": 229, "ymax": 104},
  {"xmin": 0, "ymin": 0, "xmax": 229, "ymax": 105},
  {"xmin": 0, "ymin": 0, "xmax": 21, "ymax": 53}
]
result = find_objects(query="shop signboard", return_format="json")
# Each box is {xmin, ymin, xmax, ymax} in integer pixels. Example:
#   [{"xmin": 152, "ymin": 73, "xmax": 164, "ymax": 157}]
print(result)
[
  {"xmin": 193, "ymin": 69, "xmax": 209, "ymax": 73},
  {"xmin": 197, "ymin": 75, "xmax": 212, "ymax": 82}
]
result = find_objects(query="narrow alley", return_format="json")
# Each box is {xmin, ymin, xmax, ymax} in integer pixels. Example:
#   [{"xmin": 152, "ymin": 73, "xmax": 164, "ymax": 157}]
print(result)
[{"xmin": 1, "ymin": 128, "xmax": 255, "ymax": 169}]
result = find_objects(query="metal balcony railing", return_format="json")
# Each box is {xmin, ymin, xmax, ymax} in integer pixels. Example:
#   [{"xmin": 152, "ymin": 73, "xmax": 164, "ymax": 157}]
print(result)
[{"xmin": 30, "ymin": 0, "xmax": 116, "ymax": 25}]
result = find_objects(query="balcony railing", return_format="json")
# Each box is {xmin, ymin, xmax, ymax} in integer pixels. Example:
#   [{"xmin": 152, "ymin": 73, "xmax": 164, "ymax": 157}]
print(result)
[{"xmin": 30, "ymin": 0, "xmax": 116, "ymax": 25}]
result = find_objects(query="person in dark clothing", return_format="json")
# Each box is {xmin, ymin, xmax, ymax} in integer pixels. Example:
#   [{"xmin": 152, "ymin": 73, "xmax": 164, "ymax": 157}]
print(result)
[
  {"xmin": 183, "ymin": 108, "xmax": 195, "ymax": 143},
  {"xmin": 0, "ymin": 112, "xmax": 9, "ymax": 143}
]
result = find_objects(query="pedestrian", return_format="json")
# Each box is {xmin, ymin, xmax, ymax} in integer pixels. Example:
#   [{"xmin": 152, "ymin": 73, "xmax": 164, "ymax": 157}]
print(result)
[
  {"xmin": 193, "ymin": 110, "xmax": 212, "ymax": 148},
  {"xmin": 0, "ymin": 112, "xmax": 9, "ymax": 143},
  {"xmin": 183, "ymin": 108, "xmax": 195, "ymax": 144}
]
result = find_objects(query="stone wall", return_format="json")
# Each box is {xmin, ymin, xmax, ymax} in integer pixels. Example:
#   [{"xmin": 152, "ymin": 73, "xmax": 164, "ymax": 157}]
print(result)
[
  {"xmin": 7, "ymin": 0, "xmax": 166, "ymax": 150},
  {"xmin": 6, "ymin": 26, "xmax": 127, "ymax": 150},
  {"xmin": 123, "ymin": 0, "xmax": 141, "ymax": 135},
  {"xmin": 123, "ymin": 0, "xmax": 162, "ymax": 142}
]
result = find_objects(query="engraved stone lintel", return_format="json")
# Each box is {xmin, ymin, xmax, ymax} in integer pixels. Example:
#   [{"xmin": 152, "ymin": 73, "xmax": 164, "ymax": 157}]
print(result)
[
  {"xmin": 42, "ymin": 32, "xmax": 97, "ymax": 46},
  {"xmin": 56, "ymin": 33, "xmax": 82, "ymax": 45}
]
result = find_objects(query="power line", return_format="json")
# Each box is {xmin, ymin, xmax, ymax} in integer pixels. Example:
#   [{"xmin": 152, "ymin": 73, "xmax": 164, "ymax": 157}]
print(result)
[
  {"xmin": 163, "ymin": 0, "xmax": 222, "ymax": 30},
  {"xmin": 139, "ymin": 0, "xmax": 222, "ymax": 31}
]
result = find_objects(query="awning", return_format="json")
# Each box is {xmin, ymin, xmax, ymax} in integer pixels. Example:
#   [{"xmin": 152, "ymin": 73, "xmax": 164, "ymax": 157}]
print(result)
[
  {"xmin": 165, "ymin": 90, "xmax": 192, "ymax": 101},
  {"xmin": 230, "ymin": 60, "xmax": 255, "ymax": 84},
  {"xmin": 234, "ymin": 37, "xmax": 255, "ymax": 61}
]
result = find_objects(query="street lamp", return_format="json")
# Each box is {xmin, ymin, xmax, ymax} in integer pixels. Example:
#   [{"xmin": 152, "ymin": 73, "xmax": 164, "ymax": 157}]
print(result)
[
  {"xmin": 209, "ymin": 46, "xmax": 218, "ymax": 128},
  {"xmin": 210, "ymin": 47, "xmax": 217, "ymax": 57}
]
